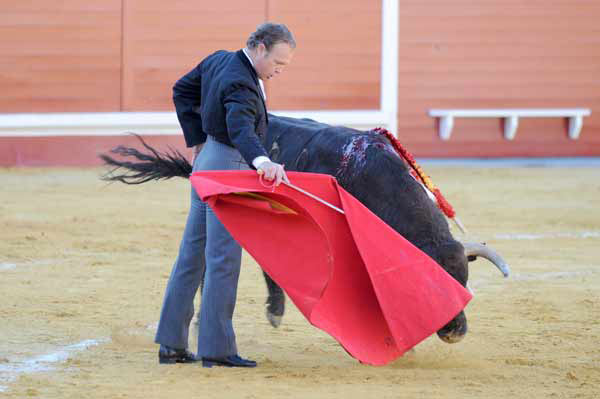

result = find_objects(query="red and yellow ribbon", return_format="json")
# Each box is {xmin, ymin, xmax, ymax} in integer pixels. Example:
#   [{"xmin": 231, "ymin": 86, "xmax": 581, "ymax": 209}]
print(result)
[{"xmin": 374, "ymin": 128, "xmax": 456, "ymax": 219}]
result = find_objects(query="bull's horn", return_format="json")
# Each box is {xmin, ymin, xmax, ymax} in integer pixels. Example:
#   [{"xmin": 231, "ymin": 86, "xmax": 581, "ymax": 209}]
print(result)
[{"xmin": 462, "ymin": 242, "xmax": 510, "ymax": 277}]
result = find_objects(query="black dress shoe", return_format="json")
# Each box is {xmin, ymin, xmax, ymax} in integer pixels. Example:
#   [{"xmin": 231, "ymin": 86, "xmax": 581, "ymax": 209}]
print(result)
[
  {"xmin": 202, "ymin": 354, "xmax": 257, "ymax": 368},
  {"xmin": 158, "ymin": 345, "xmax": 199, "ymax": 364}
]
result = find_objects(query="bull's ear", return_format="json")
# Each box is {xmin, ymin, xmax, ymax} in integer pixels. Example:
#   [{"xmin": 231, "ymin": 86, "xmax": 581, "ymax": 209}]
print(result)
[{"xmin": 467, "ymin": 255, "xmax": 478, "ymax": 262}]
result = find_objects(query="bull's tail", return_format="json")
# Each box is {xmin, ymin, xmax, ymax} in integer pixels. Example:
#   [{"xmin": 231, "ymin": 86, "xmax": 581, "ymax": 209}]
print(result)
[{"xmin": 100, "ymin": 134, "xmax": 192, "ymax": 184}]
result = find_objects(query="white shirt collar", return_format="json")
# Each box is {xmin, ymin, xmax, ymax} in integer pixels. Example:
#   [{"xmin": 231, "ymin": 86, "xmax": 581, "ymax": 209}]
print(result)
[
  {"xmin": 242, "ymin": 48, "xmax": 254, "ymax": 67},
  {"xmin": 242, "ymin": 48, "xmax": 266, "ymax": 101}
]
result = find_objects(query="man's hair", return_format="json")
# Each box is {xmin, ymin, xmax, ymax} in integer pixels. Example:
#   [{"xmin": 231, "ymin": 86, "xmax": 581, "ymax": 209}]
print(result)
[{"xmin": 247, "ymin": 22, "xmax": 296, "ymax": 52}]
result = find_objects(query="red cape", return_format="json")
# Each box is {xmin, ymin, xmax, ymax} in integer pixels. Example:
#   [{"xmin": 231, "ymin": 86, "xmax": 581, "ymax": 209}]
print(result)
[{"xmin": 191, "ymin": 171, "xmax": 472, "ymax": 365}]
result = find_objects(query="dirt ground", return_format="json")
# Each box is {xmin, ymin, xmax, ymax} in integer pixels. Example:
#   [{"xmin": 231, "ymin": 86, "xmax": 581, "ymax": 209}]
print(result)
[{"xmin": 1, "ymin": 164, "xmax": 599, "ymax": 398}]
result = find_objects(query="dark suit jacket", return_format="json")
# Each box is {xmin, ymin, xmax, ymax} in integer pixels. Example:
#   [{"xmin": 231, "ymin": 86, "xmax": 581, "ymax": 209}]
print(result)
[{"xmin": 173, "ymin": 49, "xmax": 269, "ymax": 167}]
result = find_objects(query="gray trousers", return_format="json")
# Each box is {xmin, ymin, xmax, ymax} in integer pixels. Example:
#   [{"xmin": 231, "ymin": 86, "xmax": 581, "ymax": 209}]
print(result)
[{"xmin": 154, "ymin": 136, "xmax": 250, "ymax": 358}]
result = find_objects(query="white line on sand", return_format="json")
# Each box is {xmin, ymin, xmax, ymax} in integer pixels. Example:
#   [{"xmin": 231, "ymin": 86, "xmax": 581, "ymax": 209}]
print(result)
[
  {"xmin": 494, "ymin": 231, "xmax": 600, "ymax": 240},
  {"xmin": 0, "ymin": 338, "xmax": 108, "ymax": 392},
  {"xmin": 510, "ymin": 270, "xmax": 597, "ymax": 281},
  {"xmin": 0, "ymin": 263, "xmax": 17, "ymax": 271},
  {"xmin": 0, "ymin": 259, "xmax": 59, "ymax": 271}
]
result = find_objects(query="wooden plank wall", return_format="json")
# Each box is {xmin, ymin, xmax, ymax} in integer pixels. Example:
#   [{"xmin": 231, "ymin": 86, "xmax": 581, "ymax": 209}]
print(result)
[
  {"xmin": 1, "ymin": 1, "xmax": 599, "ymax": 161},
  {"xmin": 267, "ymin": 0, "xmax": 381, "ymax": 110},
  {"xmin": 398, "ymin": 1, "xmax": 600, "ymax": 157},
  {"xmin": 121, "ymin": 0, "xmax": 265, "ymax": 110},
  {"xmin": 0, "ymin": 1, "xmax": 380, "ymax": 113},
  {"xmin": 0, "ymin": 1, "xmax": 122, "ymax": 112},
  {"xmin": 121, "ymin": 0, "xmax": 381, "ymax": 111}
]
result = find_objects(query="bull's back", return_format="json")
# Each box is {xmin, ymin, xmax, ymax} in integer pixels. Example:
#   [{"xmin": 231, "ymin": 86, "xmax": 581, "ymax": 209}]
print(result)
[
  {"xmin": 265, "ymin": 115, "xmax": 452, "ymax": 250},
  {"xmin": 266, "ymin": 115, "xmax": 357, "ymax": 174}
]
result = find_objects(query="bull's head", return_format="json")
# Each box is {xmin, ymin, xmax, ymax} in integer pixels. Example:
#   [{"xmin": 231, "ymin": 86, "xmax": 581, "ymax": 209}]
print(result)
[{"xmin": 432, "ymin": 241, "xmax": 509, "ymax": 344}]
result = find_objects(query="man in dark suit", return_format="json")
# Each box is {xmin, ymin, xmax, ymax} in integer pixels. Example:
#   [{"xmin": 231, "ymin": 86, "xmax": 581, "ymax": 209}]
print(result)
[{"xmin": 154, "ymin": 23, "xmax": 295, "ymax": 368}]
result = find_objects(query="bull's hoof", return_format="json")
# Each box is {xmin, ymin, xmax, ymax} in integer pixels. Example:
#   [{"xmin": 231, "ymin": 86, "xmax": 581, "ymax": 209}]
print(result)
[
  {"xmin": 265, "ymin": 294, "xmax": 285, "ymax": 328},
  {"xmin": 438, "ymin": 334, "xmax": 465, "ymax": 344},
  {"xmin": 266, "ymin": 310, "xmax": 283, "ymax": 328}
]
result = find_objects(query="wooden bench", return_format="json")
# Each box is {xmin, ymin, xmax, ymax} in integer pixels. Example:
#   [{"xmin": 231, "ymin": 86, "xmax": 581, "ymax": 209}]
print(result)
[{"xmin": 428, "ymin": 108, "xmax": 592, "ymax": 140}]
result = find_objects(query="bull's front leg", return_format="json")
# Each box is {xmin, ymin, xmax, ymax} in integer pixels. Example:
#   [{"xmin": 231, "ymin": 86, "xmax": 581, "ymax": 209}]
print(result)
[{"xmin": 263, "ymin": 271, "xmax": 285, "ymax": 328}]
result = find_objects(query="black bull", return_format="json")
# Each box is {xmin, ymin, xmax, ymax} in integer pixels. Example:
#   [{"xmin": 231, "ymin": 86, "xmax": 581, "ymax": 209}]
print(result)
[{"xmin": 101, "ymin": 114, "xmax": 509, "ymax": 344}]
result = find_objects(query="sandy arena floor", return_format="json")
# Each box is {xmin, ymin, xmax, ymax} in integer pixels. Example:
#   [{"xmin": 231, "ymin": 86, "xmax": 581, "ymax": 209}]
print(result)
[{"xmin": 1, "ymin": 164, "xmax": 599, "ymax": 398}]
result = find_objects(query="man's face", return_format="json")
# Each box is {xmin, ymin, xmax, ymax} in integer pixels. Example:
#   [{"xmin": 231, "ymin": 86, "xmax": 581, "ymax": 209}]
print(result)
[{"xmin": 254, "ymin": 42, "xmax": 294, "ymax": 80}]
